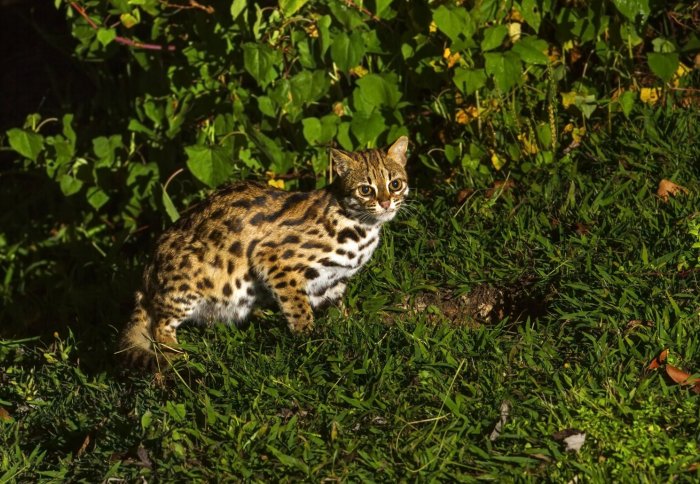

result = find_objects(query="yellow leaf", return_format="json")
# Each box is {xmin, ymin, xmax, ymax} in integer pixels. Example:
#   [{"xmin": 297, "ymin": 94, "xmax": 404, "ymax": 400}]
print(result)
[
  {"xmin": 517, "ymin": 134, "xmax": 538, "ymax": 155},
  {"xmin": 443, "ymin": 48, "xmax": 461, "ymax": 68},
  {"xmin": 455, "ymin": 106, "xmax": 480, "ymax": 125},
  {"xmin": 561, "ymin": 91, "xmax": 577, "ymax": 108},
  {"xmin": 268, "ymin": 179, "xmax": 285, "ymax": 189},
  {"xmin": 490, "ymin": 151, "xmax": 505, "ymax": 170},
  {"xmin": 640, "ymin": 87, "xmax": 661, "ymax": 105}
]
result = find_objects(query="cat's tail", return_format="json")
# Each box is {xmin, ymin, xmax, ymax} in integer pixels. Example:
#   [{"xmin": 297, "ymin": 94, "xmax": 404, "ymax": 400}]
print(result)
[{"xmin": 117, "ymin": 291, "xmax": 156, "ymax": 368}]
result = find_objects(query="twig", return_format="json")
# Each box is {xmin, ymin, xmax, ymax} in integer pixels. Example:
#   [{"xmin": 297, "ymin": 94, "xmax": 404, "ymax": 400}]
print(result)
[
  {"xmin": 69, "ymin": 2, "xmax": 176, "ymax": 52},
  {"xmin": 342, "ymin": 0, "xmax": 381, "ymax": 22},
  {"xmin": 160, "ymin": 0, "xmax": 214, "ymax": 14}
]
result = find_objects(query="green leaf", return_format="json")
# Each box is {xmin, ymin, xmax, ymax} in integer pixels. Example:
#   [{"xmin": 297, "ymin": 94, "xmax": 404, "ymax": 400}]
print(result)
[
  {"xmin": 353, "ymin": 73, "xmax": 402, "ymax": 113},
  {"xmin": 302, "ymin": 117, "xmax": 322, "ymax": 145},
  {"xmin": 511, "ymin": 36, "xmax": 549, "ymax": 65},
  {"xmin": 230, "ymin": 0, "xmax": 247, "ymax": 20},
  {"xmin": 647, "ymin": 52, "xmax": 679, "ymax": 83},
  {"xmin": 161, "ymin": 186, "xmax": 180, "ymax": 222},
  {"xmin": 481, "ymin": 25, "xmax": 508, "ymax": 52},
  {"xmin": 96, "ymin": 28, "xmax": 117, "ymax": 47},
  {"xmin": 619, "ymin": 90, "xmax": 636, "ymax": 117},
  {"xmin": 58, "ymin": 174, "xmax": 83, "ymax": 196},
  {"xmin": 350, "ymin": 111, "xmax": 386, "ymax": 146},
  {"xmin": 484, "ymin": 51, "xmax": 522, "ymax": 92},
  {"xmin": 92, "ymin": 135, "xmax": 122, "ymax": 167},
  {"xmin": 612, "ymin": 0, "xmax": 650, "ymax": 24},
  {"xmin": 330, "ymin": 31, "xmax": 366, "ymax": 72},
  {"xmin": 243, "ymin": 43, "xmax": 278, "ymax": 88},
  {"xmin": 433, "ymin": 5, "xmax": 474, "ymax": 45},
  {"xmin": 62, "ymin": 114, "xmax": 76, "ymax": 146},
  {"xmin": 453, "ymin": 68, "xmax": 486, "ymax": 95},
  {"xmin": 7, "ymin": 128, "xmax": 44, "ymax": 161},
  {"xmin": 86, "ymin": 186, "xmax": 109, "ymax": 210},
  {"xmin": 518, "ymin": 0, "xmax": 542, "ymax": 31},
  {"xmin": 302, "ymin": 116, "xmax": 338, "ymax": 145},
  {"xmin": 185, "ymin": 145, "xmax": 234, "ymax": 187},
  {"xmin": 164, "ymin": 401, "xmax": 186, "ymax": 423},
  {"xmin": 279, "ymin": 0, "xmax": 308, "ymax": 16}
]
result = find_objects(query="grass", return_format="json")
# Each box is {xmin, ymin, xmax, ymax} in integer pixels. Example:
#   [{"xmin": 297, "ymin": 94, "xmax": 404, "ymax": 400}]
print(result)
[{"xmin": 1, "ymin": 106, "xmax": 699, "ymax": 481}]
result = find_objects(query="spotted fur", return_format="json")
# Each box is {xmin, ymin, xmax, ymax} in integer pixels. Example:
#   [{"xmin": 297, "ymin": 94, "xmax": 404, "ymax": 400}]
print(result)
[{"xmin": 118, "ymin": 137, "xmax": 409, "ymax": 368}]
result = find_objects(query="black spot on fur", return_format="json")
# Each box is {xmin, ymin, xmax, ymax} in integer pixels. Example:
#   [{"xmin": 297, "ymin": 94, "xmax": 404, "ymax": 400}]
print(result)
[
  {"xmin": 246, "ymin": 239, "xmax": 260, "ymax": 259},
  {"xmin": 250, "ymin": 212, "xmax": 265, "ymax": 225},
  {"xmin": 210, "ymin": 208, "xmax": 225, "ymax": 219},
  {"xmin": 235, "ymin": 279, "xmax": 241, "ymax": 289},
  {"xmin": 209, "ymin": 229, "xmax": 223, "ymax": 243},
  {"xmin": 231, "ymin": 200, "xmax": 252, "ymax": 209},
  {"xmin": 275, "ymin": 281, "xmax": 288, "ymax": 289},
  {"xmin": 178, "ymin": 284, "xmax": 190, "ymax": 292},
  {"xmin": 282, "ymin": 249, "xmax": 295, "ymax": 259},
  {"xmin": 337, "ymin": 228, "xmax": 359, "ymax": 243},
  {"xmin": 223, "ymin": 283, "xmax": 232, "ymax": 297},
  {"xmin": 305, "ymin": 268, "xmax": 320, "ymax": 280},
  {"xmin": 224, "ymin": 218, "xmax": 243, "ymax": 232},
  {"xmin": 227, "ymin": 260, "xmax": 235, "ymax": 274},
  {"xmin": 229, "ymin": 241, "xmax": 243, "ymax": 257}
]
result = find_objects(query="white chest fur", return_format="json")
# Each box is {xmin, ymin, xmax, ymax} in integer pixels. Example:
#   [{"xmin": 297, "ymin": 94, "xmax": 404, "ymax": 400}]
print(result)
[{"xmin": 306, "ymin": 224, "xmax": 380, "ymax": 297}]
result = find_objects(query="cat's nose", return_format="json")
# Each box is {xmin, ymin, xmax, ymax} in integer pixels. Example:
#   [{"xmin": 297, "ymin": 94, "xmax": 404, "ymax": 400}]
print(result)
[{"xmin": 379, "ymin": 200, "xmax": 391, "ymax": 209}]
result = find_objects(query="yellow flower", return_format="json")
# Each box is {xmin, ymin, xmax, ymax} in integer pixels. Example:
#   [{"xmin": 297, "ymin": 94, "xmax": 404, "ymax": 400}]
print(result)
[
  {"xmin": 455, "ymin": 106, "xmax": 480, "ymax": 125},
  {"xmin": 305, "ymin": 23, "xmax": 319, "ymax": 38},
  {"xmin": 640, "ymin": 87, "xmax": 661, "ymax": 105},
  {"xmin": 268, "ymin": 178, "xmax": 285, "ymax": 189},
  {"xmin": 443, "ymin": 48, "xmax": 461, "ymax": 68},
  {"xmin": 349, "ymin": 65, "xmax": 368, "ymax": 77},
  {"xmin": 429, "ymin": 21, "xmax": 437, "ymax": 33},
  {"xmin": 508, "ymin": 22, "xmax": 521, "ymax": 43}
]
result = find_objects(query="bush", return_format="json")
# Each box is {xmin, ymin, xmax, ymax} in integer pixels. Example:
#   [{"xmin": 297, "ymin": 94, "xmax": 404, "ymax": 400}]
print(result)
[{"xmin": 1, "ymin": 0, "xmax": 698, "ymax": 330}]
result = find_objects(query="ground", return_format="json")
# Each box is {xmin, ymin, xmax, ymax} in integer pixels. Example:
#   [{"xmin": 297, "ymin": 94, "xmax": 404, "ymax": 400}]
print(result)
[{"xmin": 1, "ymin": 107, "xmax": 699, "ymax": 481}]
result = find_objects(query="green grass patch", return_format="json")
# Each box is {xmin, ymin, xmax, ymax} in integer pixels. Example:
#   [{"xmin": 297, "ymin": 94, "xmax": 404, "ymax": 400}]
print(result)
[{"xmin": 2, "ymin": 108, "xmax": 699, "ymax": 481}]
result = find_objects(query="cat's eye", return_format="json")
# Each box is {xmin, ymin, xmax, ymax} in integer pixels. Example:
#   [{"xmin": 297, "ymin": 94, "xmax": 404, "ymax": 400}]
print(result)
[
  {"xmin": 389, "ymin": 179, "xmax": 403, "ymax": 192},
  {"xmin": 358, "ymin": 185, "xmax": 374, "ymax": 197}
]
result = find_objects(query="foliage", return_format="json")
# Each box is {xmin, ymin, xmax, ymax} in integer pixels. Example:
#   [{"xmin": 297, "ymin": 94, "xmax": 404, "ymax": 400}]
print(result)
[{"xmin": 1, "ymin": 111, "xmax": 700, "ymax": 480}]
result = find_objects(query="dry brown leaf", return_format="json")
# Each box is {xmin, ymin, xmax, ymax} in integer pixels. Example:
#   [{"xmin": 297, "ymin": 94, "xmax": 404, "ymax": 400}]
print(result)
[
  {"xmin": 665, "ymin": 365, "xmax": 700, "ymax": 393},
  {"xmin": 647, "ymin": 348, "xmax": 669, "ymax": 370},
  {"xmin": 0, "ymin": 407, "xmax": 11, "ymax": 421},
  {"xmin": 76, "ymin": 434, "xmax": 91, "ymax": 458},
  {"xmin": 657, "ymin": 179, "xmax": 689, "ymax": 202},
  {"xmin": 456, "ymin": 188, "xmax": 474, "ymax": 205},
  {"xmin": 485, "ymin": 179, "xmax": 515, "ymax": 198}
]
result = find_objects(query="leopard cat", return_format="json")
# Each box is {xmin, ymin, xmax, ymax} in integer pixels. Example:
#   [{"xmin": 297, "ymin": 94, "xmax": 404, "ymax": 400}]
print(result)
[{"xmin": 118, "ymin": 136, "xmax": 409, "ymax": 367}]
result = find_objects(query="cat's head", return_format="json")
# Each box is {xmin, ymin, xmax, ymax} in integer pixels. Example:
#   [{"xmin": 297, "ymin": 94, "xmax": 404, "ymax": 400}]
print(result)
[{"xmin": 330, "ymin": 136, "xmax": 409, "ymax": 225}]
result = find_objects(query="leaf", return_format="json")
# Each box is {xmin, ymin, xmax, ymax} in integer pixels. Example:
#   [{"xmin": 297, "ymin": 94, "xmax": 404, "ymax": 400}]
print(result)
[
  {"xmin": 666, "ymin": 365, "xmax": 700, "ymax": 393},
  {"xmin": 350, "ymin": 111, "xmax": 386, "ymax": 146},
  {"xmin": 553, "ymin": 428, "xmax": 586, "ymax": 452},
  {"xmin": 302, "ymin": 117, "xmax": 322, "ymax": 146},
  {"xmin": 354, "ymin": 73, "xmax": 402, "ymax": 112},
  {"xmin": 59, "ymin": 174, "xmax": 83, "ymax": 196},
  {"xmin": 648, "ymin": 52, "xmax": 679, "ymax": 83},
  {"xmin": 330, "ymin": 31, "xmax": 366, "ymax": 72},
  {"xmin": 432, "ymin": 5, "xmax": 474, "ymax": 45},
  {"xmin": 612, "ymin": 0, "xmax": 650, "ymax": 24},
  {"xmin": 511, "ymin": 36, "xmax": 549, "ymax": 65},
  {"xmin": 0, "ymin": 407, "xmax": 12, "ymax": 422},
  {"xmin": 86, "ymin": 186, "xmax": 109, "ymax": 210},
  {"xmin": 481, "ymin": 25, "xmax": 508, "ymax": 52},
  {"xmin": 97, "ymin": 28, "xmax": 117, "ymax": 47},
  {"xmin": 619, "ymin": 90, "xmax": 636, "ymax": 117},
  {"xmin": 92, "ymin": 135, "xmax": 123, "ymax": 167},
  {"xmin": 489, "ymin": 400, "xmax": 511, "ymax": 441},
  {"xmin": 657, "ymin": 179, "xmax": 689, "ymax": 202},
  {"xmin": 484, "ymin": 51, "xmax": 522, "ymax": 92},
  {"xmin": 230, "ymin": 0, "xmax": 246, "ymax": 20},
  {"xmin": 647, "ymin": 348, "xmax": 669, "ymax": 370},
  {"xmin": 161, "ymin": 186, "xmax": 180, "ymax": 222},
  {"xmin": 453, "ymin": 68, "xmax": 486, "ymax": 95},
  {"xmin": 120, "ymin": 11, "xmax": 140, "ymax": 28},
  {"xmin": 7, "ymin": 128, "xmax": 44, "ymax": 161},
  {"xmin": 243, "ymin": 43, "xmax": 278, "ymax": 88},
  {"xmin": 185, "ymin": 145, "xmax": 234, "ymax": 187},
  {"xmin": 279, "ymin": 0, "xmax": 308, "ymax": 17},
  {"xmin": 518, "ymin": 0, "xmax": 541, "ymax": 31}
]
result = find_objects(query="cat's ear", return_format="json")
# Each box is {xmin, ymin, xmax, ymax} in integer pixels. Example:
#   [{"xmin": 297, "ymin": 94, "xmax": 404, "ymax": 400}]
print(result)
[
  {"xmin": 387, "ymin": 136, "xmax": 409, "ymax": 166},
  {"xmin": 330, "ymin": 148, "xmax": 356, "ymax": 176}
]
